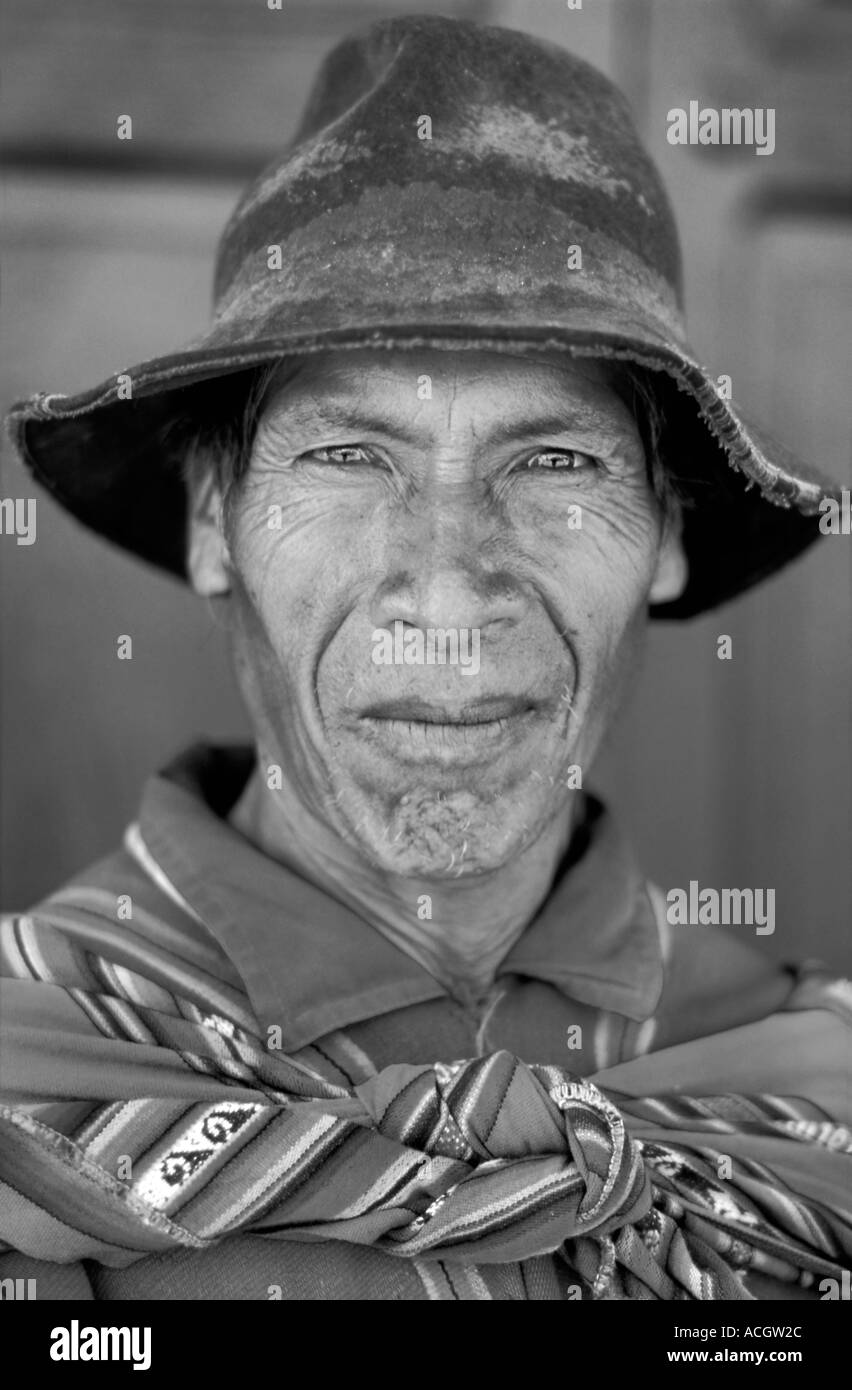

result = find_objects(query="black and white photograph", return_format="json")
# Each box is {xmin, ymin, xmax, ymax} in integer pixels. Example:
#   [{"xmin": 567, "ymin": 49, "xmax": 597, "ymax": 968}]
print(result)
[{"xmin": 1, "ymin": 0, "xmax": 850, "ymax": 1346}]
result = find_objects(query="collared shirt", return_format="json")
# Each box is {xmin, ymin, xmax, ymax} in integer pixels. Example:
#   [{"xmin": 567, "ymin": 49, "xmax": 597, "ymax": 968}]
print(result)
[{"xmin": 0, "ymin": 743, "xmax": 796, "ymax": 1301}]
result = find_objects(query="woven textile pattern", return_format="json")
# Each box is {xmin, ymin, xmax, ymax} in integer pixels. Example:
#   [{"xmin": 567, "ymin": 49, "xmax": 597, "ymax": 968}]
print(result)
[{"xmin": 1, "ymin": 899, "xmax": 850, "ymax": 1300}]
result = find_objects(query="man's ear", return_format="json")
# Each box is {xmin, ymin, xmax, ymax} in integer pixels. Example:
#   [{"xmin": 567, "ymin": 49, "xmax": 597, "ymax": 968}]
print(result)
[
  {"xmin": 649, "ymin": 500, "xmax": 689, "ymax": 605},
  {"xmin": 186, "ymin": 457, "xmax": 232, "ymax": 597}
]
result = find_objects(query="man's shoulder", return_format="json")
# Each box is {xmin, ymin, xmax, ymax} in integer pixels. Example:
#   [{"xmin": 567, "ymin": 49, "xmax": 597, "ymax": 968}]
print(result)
[
  {"xmin": 1, "ymin": 828, "xmax": 236, "ymax": 994},
  {"xmin": 647, "ymin": 881, "xmax": 800, "ymax": 1037},
  {"xmin": 5, "ymin": 833, "xmax": 184, "ymax": 935}
]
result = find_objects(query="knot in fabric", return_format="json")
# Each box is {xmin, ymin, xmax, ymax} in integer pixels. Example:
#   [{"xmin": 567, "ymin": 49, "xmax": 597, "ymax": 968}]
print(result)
[{"xmin": 353, "ymin": 1051, "xmax": 651, "ymax": 1254}]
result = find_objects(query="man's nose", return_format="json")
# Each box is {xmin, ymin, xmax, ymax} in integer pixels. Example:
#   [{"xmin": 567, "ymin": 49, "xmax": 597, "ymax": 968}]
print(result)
[{"xmin": 369, "ymin": 484, "xmax": 528, "ymax": 635}]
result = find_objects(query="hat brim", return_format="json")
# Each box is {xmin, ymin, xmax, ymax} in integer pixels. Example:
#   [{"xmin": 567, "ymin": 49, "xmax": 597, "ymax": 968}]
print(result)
[{"xmin": 6, "ymin": 320, "xmax": 837, "ymax": 619}]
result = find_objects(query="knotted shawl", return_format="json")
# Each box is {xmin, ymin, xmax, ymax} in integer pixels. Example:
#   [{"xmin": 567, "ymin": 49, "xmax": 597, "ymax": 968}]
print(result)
[{"xmin": 1, "ymin": 908, "xmax": 850, "ymax": 1300}]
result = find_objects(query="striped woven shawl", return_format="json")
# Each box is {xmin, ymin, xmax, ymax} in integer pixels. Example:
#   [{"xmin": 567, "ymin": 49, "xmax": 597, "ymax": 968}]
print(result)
[{"xmin": 1, "ymin": 909, "xmax": 850, "ymax": 1300}]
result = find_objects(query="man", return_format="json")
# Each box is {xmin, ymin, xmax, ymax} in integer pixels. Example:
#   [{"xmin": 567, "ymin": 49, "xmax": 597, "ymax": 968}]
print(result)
[{"xmin": 1, "ymin": 14, "xmax": 849, "ymax": 1301}]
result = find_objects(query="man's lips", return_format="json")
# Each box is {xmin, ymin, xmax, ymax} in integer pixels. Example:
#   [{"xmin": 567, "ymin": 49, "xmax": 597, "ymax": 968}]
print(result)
[
  {"xmin": 350, "ymin": 695, "xmax": 546, "ymax": 766},
  {"xmin": 358, "ymin": 695, "xmax": 536, "ymax": 725}
]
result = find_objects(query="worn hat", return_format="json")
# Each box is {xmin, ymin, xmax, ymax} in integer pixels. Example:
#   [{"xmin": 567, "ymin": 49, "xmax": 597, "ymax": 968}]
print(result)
[{"xmin": 7, "ymin": 14, "xmax": 840, "ymax": 618}]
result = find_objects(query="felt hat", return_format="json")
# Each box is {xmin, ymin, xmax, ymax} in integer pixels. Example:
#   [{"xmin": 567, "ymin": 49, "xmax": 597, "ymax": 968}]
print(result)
[{"xmin": 7, "ymin": 13, "xmax": 840, "ymax": 618}]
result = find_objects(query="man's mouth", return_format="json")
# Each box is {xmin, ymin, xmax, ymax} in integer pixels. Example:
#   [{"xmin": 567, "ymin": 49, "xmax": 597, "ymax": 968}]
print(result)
[
  {"xmin": 355, "ymin": 695, "xmax": 542, "ymax": 764},
  {"xmin": 361, "ymin": 696, "xmax": 534, "ymax": 724}
]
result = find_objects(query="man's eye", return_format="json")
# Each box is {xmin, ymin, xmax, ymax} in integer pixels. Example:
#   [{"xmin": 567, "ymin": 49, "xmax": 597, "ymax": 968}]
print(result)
[
  {"xmin": 524, "ymin": 450, "xmax": 598, "ymax": 472},
  {"xmin": 304, "ymin": 445, "xmax": 372, "ymax": 465}
]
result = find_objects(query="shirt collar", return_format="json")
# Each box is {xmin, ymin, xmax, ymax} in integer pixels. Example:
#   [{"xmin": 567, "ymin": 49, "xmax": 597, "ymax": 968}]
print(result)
[{"xmin": 137, "ymin": 743, "xmax": 663, "ymax": 1050}]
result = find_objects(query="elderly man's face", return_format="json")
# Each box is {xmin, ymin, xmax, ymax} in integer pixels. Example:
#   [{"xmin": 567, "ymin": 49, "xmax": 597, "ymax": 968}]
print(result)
[{"xmin": 191, "ymin": 348, "xmax": 686, "ymax": 877}]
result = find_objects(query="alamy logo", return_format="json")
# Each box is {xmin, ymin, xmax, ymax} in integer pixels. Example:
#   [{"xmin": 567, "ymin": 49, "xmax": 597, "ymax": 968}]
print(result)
[
  {"xmin": 0, "ymin": 1277, "xmax": 36, "ymax": 1299},
  {"xmin": 666, "ymin": 880, "xmax": 775, "ymax": 935},
  {"xmin": 371, "ymin": 621, "xmax": 480, "ymax": 676},
  {"xmin": 666, "ymin": 102, "xmax": 775, "ymax": 156},
  {"xmin": 0, "ymin": 497, "xmax": 36, "ymax": 545},
  {"xmin": 819, "ymin": 488, "xmax": 852, "ymax": 534},
  {"xmin": 50, "ymin": 1321, "xmax": 151, "ymax": 1371}
]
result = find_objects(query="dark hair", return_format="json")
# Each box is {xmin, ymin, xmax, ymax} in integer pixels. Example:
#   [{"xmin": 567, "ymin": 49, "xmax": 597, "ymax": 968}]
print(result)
[
  {"xmin": 176, "ymin": 359, "xmax": 289, "ymax": 489},
  {"xmin": 609, "ymin": 361, "xmax": 684, "ymax": 515}
]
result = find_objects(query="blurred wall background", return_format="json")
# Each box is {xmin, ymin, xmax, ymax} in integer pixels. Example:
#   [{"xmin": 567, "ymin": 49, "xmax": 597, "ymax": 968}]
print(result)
[{"xmin": 1, "ymin": 0, "xmax": 850, "ymax": 969}]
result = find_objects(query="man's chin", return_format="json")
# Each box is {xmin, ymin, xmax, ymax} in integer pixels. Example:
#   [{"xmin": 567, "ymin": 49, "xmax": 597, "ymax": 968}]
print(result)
[
  {"xmin": 333, "ymin": 781, "xmax": 560, "ymax": 880},
  {"xmin": 323, "ymin": 708, "xmax": 578, "ymax": 875},
  {"xmin": 354, "ymin": 827, "xmax": 529, "ymax": 880}
]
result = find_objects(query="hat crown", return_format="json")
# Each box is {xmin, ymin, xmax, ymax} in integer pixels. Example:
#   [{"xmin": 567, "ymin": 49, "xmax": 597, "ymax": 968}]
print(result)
[
  {"xmin": 214, "ymin": 13, "xmax": 682, "ymax": 310},
  {"xmin": 11, "ymin": 14, "xmax": 830, "ymax": 617}
]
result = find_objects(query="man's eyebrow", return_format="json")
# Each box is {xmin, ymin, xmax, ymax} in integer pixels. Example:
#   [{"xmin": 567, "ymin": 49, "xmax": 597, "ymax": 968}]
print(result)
[
  {"xmin": 482, "ymin": 410, "xmax": 634, "ymax": 448},
  {"xmin": 263, "ymin": 398, "xmax": 424, "ymax": 447},
  {"xmin": 264, "ymin": 396, "xmax": 633, "ymax": 449}
]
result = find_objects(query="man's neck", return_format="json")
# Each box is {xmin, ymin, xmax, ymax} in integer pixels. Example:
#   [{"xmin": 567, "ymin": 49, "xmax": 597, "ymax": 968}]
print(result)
[{"xmin": 228, "ymin": 765, "xmax": 579, "ymax": 1008}]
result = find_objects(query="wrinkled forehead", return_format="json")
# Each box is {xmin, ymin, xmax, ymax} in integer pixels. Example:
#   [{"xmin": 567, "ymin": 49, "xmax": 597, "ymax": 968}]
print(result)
[{"xmin": 255, "ymin": 347, "xmax": 637, "ymax": 432}]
